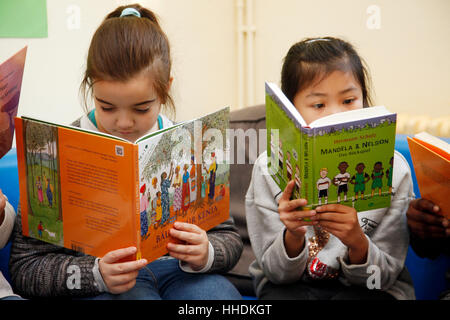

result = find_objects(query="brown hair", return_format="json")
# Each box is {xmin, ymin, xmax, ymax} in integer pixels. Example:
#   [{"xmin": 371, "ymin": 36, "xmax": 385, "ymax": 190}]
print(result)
[
  {"xmin": 80, "ymin": 4, "xmax": 174, "ymax": 116},
  {"xmin": 281, "ymin": 37, "xmax": 373, "ymax": 107}
]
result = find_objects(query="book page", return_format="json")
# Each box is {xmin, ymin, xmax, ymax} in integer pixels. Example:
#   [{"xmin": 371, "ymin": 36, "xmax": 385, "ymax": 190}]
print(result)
[
  {"xmin": 0, "ymin": 47, "xmax": 27, "ymax": 158},
  {"xmin": 414, "ymin": 132, "xmax": 450, "ymax": 158},
  {"xmin": 407, "ymin": 137, "xmax": 449, "ymax": 218},
  {"xmin": 309, "ymin": 106, "xmax": 392, "ymax": 128}
]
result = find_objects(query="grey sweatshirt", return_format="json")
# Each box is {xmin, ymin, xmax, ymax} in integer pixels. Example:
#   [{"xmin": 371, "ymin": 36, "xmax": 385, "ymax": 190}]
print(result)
[
  {"xmin": 245, "ymin": 150, "xmax": 415, "ymax": 299},
  {"xmin": 0, "ymin": 199, "xmax": 19, "ymax": 298}
]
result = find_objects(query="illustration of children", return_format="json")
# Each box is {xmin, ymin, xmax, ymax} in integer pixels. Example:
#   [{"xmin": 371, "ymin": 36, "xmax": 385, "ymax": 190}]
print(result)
[
  {"xmin": 215, "ymin": 184, "xmax": 226, "ymax": 201},
  {"xmin": 35, "ymin": 176, "xmax": 44, "ymax": 206},
  {"xmin": 386, "ymin": 157, "xmax": 394, "ymax": 195},
  {"xmin": 270, "ymin": 130, "xmax": 277, "ymax": 170},
  {"xmin": 206, "ymin": 152, "xmax": 217, "ymax": 203},
  {"xmin": 333, "ymin": 161, "xmax": 350, "ymax": 203},
  {"xmin": 294, "ymin": 164, "xmax": 301, "ymax": 198},
  {"xmin": 201, "ymin": 174, "xmax": 207, "ymax": 199},
  {"xmin": 350, "ymin": 162, "xmax": 371, "ymax": 201},
  {"xmin": 154, "ymin": 191, "xmax": 162, "ymax": 228},
  {"xmin": 38, "ymin": 221, "xmax": 43, "ymax": 238},
  {"xmin": 139, "ymin": 183, "xmax": 149, "ymax": 238},
  {"xmin": 371, "ymin": 161, "xmax": 384, "ymax": 197},
  {"xmin": 149, "ymin": 177, "xmax": 159, "ymax": 228},
  {"xmin": 172, "ymin": 165, "xmax": 182, "ymax": 217},
  {"xmin": 316, "ymin": 168, "xmax": 331, "ymax": 205},
  {"xmin": 278, "ymin": 139, "xmax": 284, "ymax": 171},
  {"xmin": 189, "ymin": 156, "xmax": 197, "ymax": 203},
  {"xmin": 160, "ymin": 162, "xmax": 174, "ymax": 226},
  {"xmin": 286, "ymin": 151, "xmax": 293, "ymax": 181},
  {"xmin": 45, "ymin": 178, "xmax": 53, "ymax": 208},
  {"xmin": 181, "ymin": 164, "xmax": 190, "ymax": 216}
]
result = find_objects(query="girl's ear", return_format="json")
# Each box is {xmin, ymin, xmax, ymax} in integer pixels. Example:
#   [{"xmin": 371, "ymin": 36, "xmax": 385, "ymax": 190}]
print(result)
[{"xmin": 168, "ymin": 77, "xmax": 173, "ymax": 91}]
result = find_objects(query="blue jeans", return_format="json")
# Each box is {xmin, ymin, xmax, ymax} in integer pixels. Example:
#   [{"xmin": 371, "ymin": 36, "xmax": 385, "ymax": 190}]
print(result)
[{"xmin": 87, "ymin": 258, "xmax": 242, "ymax": 300}]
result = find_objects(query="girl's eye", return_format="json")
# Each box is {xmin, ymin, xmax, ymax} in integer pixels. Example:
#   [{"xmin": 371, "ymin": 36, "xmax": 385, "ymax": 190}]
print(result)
[
  {"xmin": 100, "ymin": 106, "xmax": 114, "ymax": 112},
  {"xmin": 343, "ymin": 98, "xmax": 355, "ymax": 105},
  {"xmin": 313, "ymin": 103, "xmax": 324, "ymax": 109},
  {"xmin": 135, "ymin": 108, "xmax": 150, "ymax": 114}
]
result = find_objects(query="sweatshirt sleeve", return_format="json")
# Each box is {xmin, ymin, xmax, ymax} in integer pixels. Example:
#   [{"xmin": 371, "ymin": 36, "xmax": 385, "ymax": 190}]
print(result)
[
  {"xmin": 8, "ymin": 204, "xmax": 105, "ymax": 298},
  {"xmin": 0, "ymin": 199, "xmax": 15, "ymax": 248},
  {"xmin": 338, "ymin": 152, "xmax": 415, "ymax": 290},
  {"xmin": 245, "ymin": 153, "xmax": 309, "ymax": 284},
  {"xmin": 207, "ymin": 216, "xmax": 243, "ymax": 273}
]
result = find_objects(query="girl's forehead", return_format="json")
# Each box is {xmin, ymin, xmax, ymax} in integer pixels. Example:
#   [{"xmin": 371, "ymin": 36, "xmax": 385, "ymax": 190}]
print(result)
[{"xmin": 308, "ymin": 70, "xmax": 360, "ymax": 91}]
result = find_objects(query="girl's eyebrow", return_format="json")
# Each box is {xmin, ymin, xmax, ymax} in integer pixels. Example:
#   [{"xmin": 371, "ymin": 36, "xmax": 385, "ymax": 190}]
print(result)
[
  {"xmin": 305, "ymin": 87, "xmax": 358, "ymax": 98},
  {"xmin": 134, "ymin": 99, "xmax": 156, "ymax": 106},
  {"xmin": 339, "ymin": 86, "xmax": 358, "ymax": 95},
  {"xmin": 95, "ymin": 96, "xmax": 114, "ymax": 105},
  {"xmin": 95, "ymin": 97, "xmax": 156, "ymax": 106}
]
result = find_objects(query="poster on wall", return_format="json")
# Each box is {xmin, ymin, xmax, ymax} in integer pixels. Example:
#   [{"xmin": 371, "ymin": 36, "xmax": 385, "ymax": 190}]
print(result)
[{"xmin": 0, "ymin": 0, "xmax": 48, "ymax": 38}]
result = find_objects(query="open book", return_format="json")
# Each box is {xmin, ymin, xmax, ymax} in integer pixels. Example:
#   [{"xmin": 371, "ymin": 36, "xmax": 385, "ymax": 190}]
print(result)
[
  {"xmin": 407, "ymin": 132, "xmax": 449, "ymax": 218},
  {"xmin": 15, "ymin": 107, "xmax": 230, "ymax": 261},
  {"xmin": 265, "ymin": 82, "xmax": 397, "ymax": 212},
  {"xmin": 0, "ymin": 46, "xmax": 27, "ymax": 159}
]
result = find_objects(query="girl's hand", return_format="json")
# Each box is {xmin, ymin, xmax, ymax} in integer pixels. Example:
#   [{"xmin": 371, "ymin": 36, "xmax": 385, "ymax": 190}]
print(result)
[
  {"xmin": 278, "ymin": 181, "xmax": 317, "ymax": 258},
  {"xmin": 315, "ymin": 204, "xmax": 368, "ymax": 264},
  {"xmin": 168, "ymin": 222, "xmax": 209, "ymax": 271},
  {"xmin": 407, "ymin": 198, "xmax": 449, "ymax": 239},
  {"xmin": 99, "ymin": 247, "xmax": 147, "ymax": 294}
]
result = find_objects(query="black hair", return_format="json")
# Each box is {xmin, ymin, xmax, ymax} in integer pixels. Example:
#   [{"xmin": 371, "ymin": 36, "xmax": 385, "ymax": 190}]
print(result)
[{"xmin": 281, "ymin": 37, "xmax": 373, "ymax": 107}]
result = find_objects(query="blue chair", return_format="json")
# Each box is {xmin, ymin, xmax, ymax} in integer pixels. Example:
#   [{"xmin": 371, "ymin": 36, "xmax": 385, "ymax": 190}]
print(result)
[
  {"xmin": 395, "ymin": 134, "xmax": 450, "ymax": 300},
  {"xmin": 0, "ymin": 148, "xmax": 19, "ymax": 284}
]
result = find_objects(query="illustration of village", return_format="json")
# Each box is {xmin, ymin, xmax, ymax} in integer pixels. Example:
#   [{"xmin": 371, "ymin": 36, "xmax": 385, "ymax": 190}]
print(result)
[{"xmin": 137, "ymin": 108, "xmax": 230, "ymax": 241}]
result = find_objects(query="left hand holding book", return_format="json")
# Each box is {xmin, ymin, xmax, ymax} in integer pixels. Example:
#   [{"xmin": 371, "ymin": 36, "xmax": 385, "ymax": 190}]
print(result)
[
  {"xmin": 99, "ymin": 246, "xmax": 147, "ymax": 294},
  {"xmin": 167, "ymin": 221, "xmax": 209, "ymax": 271},
  {"xmin": 406, "ymin": 198, "xmax": 450, "ymax": 239},
  {"xmin": 315, "ymin": 204, "xmax": 369, "ymax": 264}
]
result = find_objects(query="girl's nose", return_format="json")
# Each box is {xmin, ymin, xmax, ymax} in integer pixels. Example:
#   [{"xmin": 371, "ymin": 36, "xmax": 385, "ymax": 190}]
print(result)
[{"xmin": 116, "ymin": 112, "xmax": 134, "ymax": 129}]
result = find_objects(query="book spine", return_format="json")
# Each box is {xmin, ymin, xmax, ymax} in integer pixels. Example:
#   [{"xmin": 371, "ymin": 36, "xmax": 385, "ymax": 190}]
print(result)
[
  {"xmin": 302, "ymin": 128, "xmax": 314, "ymax": 209},
  {"xmin": 132, "ymin": 144, "xmax": 141, "ymax": 260},
  {"xmin": 14, "ymin": 118, "xmax": 30, "ymax": 236}
]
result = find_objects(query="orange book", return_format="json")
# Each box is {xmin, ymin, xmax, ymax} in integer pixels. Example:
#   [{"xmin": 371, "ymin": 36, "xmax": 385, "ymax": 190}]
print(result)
[
  {"xmin": 15, "ymin": 107, "xmax": 230, "ymax": 261},
  {"xmin": 407, "ymin": 132, "xmax": 450, "ymax": 218},
  {"xmin": 0, "ymin": 46, "xmax": 27, "ymax": 159}
]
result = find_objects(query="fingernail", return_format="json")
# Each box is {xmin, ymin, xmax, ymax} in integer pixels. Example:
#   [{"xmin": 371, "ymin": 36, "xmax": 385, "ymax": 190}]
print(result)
[{"xmin": 434, "ymin": 205, "xmax": 440, "ymax": 212}]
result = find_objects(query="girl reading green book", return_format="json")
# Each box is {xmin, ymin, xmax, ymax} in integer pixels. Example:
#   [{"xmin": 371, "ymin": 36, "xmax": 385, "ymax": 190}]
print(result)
[{"xmin": 245, "ymin": 37, "xmax": 415, "ymax": 300}]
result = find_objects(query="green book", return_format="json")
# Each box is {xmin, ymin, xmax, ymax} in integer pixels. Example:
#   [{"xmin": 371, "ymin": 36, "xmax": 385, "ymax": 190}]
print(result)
[{"xmin": 265, "ymin": 82, "xmax": 396, "ymax": 212}]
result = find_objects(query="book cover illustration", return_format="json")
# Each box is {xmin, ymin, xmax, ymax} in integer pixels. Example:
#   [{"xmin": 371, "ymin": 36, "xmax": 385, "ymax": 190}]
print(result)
[
  {"xmin": 0, "ymin": 46, "xmax": 27, "ymax": 158},
  {"xmin": 137, "ymin": 108, "xmax": 230, "ymax": 261},
  {"xmin": 266, "ymin": 82, "xmax": 396, "ymax": 213},
  {"xmin": 407, "ymin": 133, "xmax": 449, "ymax": 218},
  {"xmin": 21, "ymin": 120, "xmax": 62, "ymax": 246},
  {"xmin": 15, "ymin": 107, "xmax": 230, "ymax": 262}
]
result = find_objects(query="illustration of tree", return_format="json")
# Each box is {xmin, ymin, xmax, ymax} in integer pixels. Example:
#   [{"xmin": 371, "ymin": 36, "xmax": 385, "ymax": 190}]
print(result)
[
  {"xmin": 141, "ymin": 109, "xmax": 229, "ymax": 211},
  {"xmin": 24, "ymin": 121, "xmax": 47, "ymax": 202}
]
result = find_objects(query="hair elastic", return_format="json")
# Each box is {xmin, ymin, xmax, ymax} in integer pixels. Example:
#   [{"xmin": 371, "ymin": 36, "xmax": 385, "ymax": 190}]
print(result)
[
  {"xmin": 305, "ymin": 38, "xmax": 331, "ymax": 44},
  {"xmin": 120, "ymin": 7, "xmax": 141, "ymax": 18}
]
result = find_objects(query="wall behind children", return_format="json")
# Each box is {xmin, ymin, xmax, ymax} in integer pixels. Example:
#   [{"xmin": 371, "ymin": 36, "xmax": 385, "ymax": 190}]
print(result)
[{"xmin": 0, "ymin": 0, "xmax": 448, "ymax": 132}]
